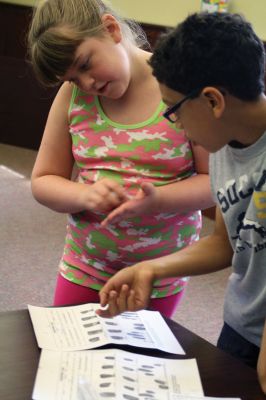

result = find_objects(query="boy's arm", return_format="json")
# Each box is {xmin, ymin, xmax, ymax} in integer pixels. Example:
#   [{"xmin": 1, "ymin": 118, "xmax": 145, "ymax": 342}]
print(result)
[
  {"xmin": 98, "ymin": 206, "xmax": 233, "ymax": 316},
  {"xmin": 257, "ymin": 320, "xmax": 266, "ymax": 394}
]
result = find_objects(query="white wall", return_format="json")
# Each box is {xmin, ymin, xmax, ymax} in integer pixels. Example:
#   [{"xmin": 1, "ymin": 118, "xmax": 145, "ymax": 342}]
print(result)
[
  {"xmin": 2, "ymin": 0, "xmax": 266, "ymax": 40},
  {"xmin": 112, "ymin": 0, "xmax": 266, "ymax": 40}
]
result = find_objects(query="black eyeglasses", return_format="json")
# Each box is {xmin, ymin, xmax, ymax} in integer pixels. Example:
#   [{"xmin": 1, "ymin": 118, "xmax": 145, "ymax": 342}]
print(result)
[{"xmin": 163, "ymin": 89, "xmax": 202, "ymax": 123}]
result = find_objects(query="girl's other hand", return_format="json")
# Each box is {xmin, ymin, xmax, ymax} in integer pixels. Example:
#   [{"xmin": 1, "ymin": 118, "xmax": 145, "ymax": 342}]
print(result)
[{"xmin": 80, "ymin": 178, "xmax": 127, "ymax": 213}]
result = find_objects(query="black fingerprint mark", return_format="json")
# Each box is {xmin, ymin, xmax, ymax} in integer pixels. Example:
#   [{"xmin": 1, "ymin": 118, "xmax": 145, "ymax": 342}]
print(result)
[
  {"xmin": 123, "ymin": 366, "xmax": 134, "ymax": 371},
  {"xmin": 122, "ymin": 376, "xmax": 135, "ymax": 382},
  {"xmin": 83, "ymin": 321, "xmax": 100, "ymax": 328},
  {"xmin": 87, "ymin": 329, "xmax": 103, "ymax": 335},
  {"xmin": 100, "ymin": 382, "xmax": 112, "ymax": 388},
  {"xmin": 110, "ymin": 336, "xmax": 123, "ymax": 340},
  {"xmin": 80, "ymin": 309, "xmax": 94, "ymax": 314},
  {"xmin": 99, "ymin": 392, "xmax": 116, "ymax": 398},
  {"xmin": 121, "ymin": 313, "xmax": 138, "ymax": 319},
  {"xmin": 133, "ymin": 323, "xmax": 145, "ymax": 331},
  {"xmin": 127, "ymin": 332, "xmax": 145, "ymax": 340},
  {"xmin": 100, "ymin": 374, "xmax": 115, "ymax": 379},
  {"xmin": 89, "ymin": 336, "xmax": 100, "ymax": 342},
  {"xmin": 122, "ymin": 394, "xmax": 138, "ymax": 400},
  {"xmin": 123, "ymin": 385, "xmax": 134, "ymax": 391},
  {"xmin": 154, "ymin": 379, "xmax": 166, "ymax": 385},
  {"xmin": 81, "ymin": 315, "xmax": 97, "ymax": 321},
  {"xmin": 102, "ymin": 365, "xmax": 114, "ymax": 369}
]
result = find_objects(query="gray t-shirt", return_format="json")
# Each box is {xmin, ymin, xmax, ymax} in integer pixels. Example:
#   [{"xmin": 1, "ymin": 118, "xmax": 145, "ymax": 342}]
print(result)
[{"xmin": 210, "ymin": 132, "xmax": 266, "ymax": 347}]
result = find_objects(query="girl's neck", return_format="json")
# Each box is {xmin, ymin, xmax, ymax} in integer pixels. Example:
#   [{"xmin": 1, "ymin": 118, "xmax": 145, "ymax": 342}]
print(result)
[{"xmin": 99, "ymin": 47, "xmax": 162, "ymax": 125}]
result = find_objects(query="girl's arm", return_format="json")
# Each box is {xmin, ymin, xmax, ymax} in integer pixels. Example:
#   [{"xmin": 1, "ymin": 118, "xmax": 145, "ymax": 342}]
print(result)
[
  {"xmin": 258, "ymin": 320, "xmax": 266, "ymax": 394},
  {"xmin": 31, "ymin": 82, "xmax": 77, "ymax": 212},
  {"xmin": 31, "ymin": 83, "xmax": 127, "ymax": 214},
  {"xmin": 101, "ymin": 142, "xmax": 214, "ymax": 225}
]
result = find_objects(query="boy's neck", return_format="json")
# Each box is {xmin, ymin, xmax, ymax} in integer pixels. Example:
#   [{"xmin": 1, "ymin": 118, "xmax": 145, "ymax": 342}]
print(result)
[
  {"xmin": 228, "ymin": 94, "xmax": 266, "ymax": 147},
  {"xmin": 229, "ymin": 140, "xmax": 250, "ymax": 149}
]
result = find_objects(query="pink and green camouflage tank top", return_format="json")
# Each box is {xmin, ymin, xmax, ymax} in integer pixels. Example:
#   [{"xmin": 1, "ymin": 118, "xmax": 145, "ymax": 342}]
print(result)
[{"xmin": 60, "ymin": 85, "xmax": 202, "ymax": 298}]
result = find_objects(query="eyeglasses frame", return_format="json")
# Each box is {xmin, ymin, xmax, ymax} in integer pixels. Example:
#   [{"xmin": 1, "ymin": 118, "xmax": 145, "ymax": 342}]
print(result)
[{"xmin": 163, "ymin": 89, "xmax": 202, "ymax": 123}]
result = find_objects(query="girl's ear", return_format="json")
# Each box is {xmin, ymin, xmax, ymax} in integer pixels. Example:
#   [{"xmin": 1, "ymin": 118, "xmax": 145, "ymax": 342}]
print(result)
[
  {"xmin": 202, "ymin": 87, "xmax": 225, "ymax": 118},
  {"xmin": 101, "ymin": 14, "xmax": 122, "ymax": 43}
]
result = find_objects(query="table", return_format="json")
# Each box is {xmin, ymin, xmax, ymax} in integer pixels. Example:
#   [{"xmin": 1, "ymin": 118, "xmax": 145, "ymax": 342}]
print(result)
[{"xmin": 0, "ymin": 309, "xmax": 265, "ymax": 400}]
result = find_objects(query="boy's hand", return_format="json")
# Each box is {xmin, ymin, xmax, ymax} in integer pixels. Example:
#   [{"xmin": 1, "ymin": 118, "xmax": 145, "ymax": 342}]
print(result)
[
  {"xmin": 96, "ymin": 264, "xmax": 155, "ymax": 317},
  {"xmin": 100, "ymin": 182, "xmax": 160, "ymax": 226}
]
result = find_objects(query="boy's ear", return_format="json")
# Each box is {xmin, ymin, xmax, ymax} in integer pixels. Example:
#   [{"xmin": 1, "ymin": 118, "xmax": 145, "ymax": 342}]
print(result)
[
  {"xmin": 101, "ymin": 14, "xmax": 122, "ymax": 43},
  {"xmin": 202, "ymin": 87, "xmax": 225, "ymax": 118}
]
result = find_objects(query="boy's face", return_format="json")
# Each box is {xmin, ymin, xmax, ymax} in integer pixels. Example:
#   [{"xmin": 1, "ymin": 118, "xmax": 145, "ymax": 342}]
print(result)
[{"xmin": 159, "ymin": 83, "xmax": 230, "ymax": 153}]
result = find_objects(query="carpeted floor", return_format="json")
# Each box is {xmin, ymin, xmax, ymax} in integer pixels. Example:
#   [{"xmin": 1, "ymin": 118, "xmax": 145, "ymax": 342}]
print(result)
[{"xmin": 0, "ymin": 142, "xmax": 230, "ymax": 345}]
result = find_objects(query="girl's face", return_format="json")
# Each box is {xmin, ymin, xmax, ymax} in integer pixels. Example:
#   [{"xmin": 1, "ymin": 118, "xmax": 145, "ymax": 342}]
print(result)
[{"xmin": 62, "ymin": 33, "xmax": 131, "ymax": 99}]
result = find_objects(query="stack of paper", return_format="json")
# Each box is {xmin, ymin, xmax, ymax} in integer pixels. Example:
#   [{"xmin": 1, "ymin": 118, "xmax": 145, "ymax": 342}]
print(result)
[
  {"xmin": 33, "ymin": 349, "xmax": 204, "ymax": 400},
  {"xmin": 28, "ymin": 303, "xmax": 241, "ymax": 400},
  {"xmin": 28, "ymin": 303, "xmax": 184, "ymax": 354}
]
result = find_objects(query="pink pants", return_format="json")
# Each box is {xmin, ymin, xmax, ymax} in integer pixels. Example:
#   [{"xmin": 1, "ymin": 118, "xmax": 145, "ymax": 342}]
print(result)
[{"xmin": 53, "ymin": 273, "xmax": 185, "ymax": 318}]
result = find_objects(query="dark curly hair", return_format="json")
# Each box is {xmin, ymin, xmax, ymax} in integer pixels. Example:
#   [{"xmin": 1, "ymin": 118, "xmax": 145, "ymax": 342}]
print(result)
[{"xmin": 149, "ymin": 12, "xmax": 265, "ymax": 101}]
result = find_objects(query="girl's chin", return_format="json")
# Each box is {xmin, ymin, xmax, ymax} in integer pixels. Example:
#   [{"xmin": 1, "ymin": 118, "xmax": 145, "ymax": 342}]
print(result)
[
  {"xmin": 101, "ymin": 84, "xmax": 127, "ymax": 100},
  {"xmin": 98, "ymin": 82, "xmax": 110, "ymax": 95}
]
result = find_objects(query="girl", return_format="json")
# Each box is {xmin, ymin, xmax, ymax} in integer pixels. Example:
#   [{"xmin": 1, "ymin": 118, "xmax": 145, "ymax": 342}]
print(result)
[{"xmin": 28, "ymin": 0, "xmax": 214, "ymax": 317}]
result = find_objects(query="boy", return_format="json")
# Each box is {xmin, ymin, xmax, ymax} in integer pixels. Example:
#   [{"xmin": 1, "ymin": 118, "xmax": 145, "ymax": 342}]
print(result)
[{"xmin": 97, "ymin": 12, "xmax": 266, "ymax": 390}]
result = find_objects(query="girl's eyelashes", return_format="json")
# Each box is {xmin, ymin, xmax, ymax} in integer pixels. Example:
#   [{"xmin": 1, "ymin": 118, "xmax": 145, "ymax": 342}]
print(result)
[{"xmin": 79, "ymin": 59, "xmax": 90, "ymax": 72}]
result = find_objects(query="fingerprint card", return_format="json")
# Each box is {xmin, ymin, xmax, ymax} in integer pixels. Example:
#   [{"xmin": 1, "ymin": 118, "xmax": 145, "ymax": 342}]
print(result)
[
  {"xmin": 32, "ymin": 348, "xmax": 203, "ymax": 400},
  {"xmin": 28, "ymin": 303, "xmax": 184, "ymax": 354}
]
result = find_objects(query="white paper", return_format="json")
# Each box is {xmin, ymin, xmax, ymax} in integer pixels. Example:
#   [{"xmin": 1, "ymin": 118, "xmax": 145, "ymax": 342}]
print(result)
[
  {"xmin": 28, "ymin": 303, "xmax": 184, "ymax": 354},
  {"xmin": 174, "ymin": 397, "xmax": 241, "ymax": 400},
  {"xmin": 32, "ymin": 348, "xmax": 203, "ymax": 400}
]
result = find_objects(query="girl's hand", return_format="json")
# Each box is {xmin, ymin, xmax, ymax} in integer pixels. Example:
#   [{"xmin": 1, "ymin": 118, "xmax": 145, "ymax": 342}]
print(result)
[
  {"xmin": 100, "ymin": 182, "xmax": 160, "ymax": 226},
  {"xmin": 96, "ymin": 263, "xmax": 155, "ymax": 317},
  {"xmin": 79, "ymin": 178, "xmax": 127, "ymax": 213}
]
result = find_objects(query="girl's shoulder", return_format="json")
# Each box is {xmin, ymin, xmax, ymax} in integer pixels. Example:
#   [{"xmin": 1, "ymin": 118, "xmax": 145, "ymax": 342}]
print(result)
[
  {"xmin": 48, "ymin": 82, "xmax": 74, "ymax": 119},
  {"xmin": 54, "ymin": 82, "xmax": 74, "ymax": 107},
  {"xmin": 54, "ymin": 83, "xmax": 95, "ymax": 109}
]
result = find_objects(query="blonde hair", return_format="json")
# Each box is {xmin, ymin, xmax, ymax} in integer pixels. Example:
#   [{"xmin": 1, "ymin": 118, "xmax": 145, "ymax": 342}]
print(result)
[{"xmin": 28, "ymin": 0, "xmax": 148, "ymax": 86}]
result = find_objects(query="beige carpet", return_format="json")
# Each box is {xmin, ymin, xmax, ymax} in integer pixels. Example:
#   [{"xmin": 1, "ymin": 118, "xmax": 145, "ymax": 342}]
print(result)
[{"xmin": 0, "ymin": 143, "xmax": 230, "ymax": 345}]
